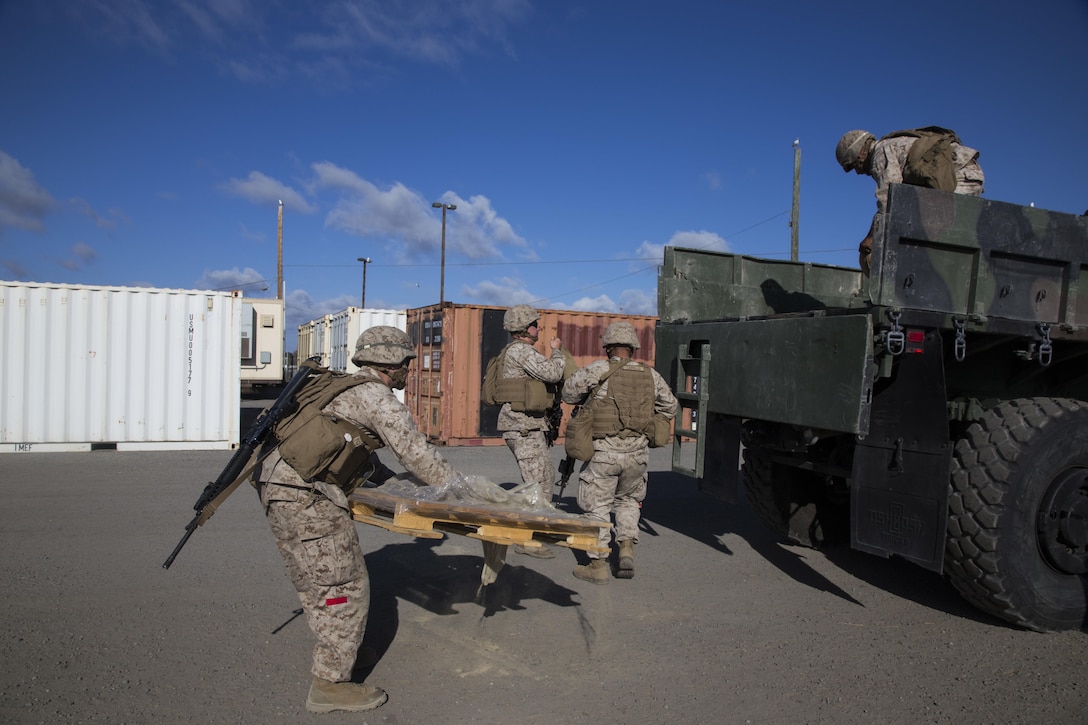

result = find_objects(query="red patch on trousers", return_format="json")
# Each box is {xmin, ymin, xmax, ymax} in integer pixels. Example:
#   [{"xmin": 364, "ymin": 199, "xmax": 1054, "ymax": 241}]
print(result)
[{"xmin": 325, "ymin": 596, "xmax": 348, "ymax": 606}]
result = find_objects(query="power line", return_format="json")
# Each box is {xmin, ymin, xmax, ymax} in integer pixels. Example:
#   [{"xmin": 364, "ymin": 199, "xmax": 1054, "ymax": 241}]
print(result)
[{"xmin": 287, "ymin": 258, "xmax": 646, "ymax": 269}]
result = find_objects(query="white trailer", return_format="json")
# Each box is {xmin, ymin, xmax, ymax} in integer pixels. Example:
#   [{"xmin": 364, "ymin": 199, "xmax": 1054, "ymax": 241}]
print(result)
[{"xmin": 239, "ymin": 295, "xmax": 285, "ymax": 391}]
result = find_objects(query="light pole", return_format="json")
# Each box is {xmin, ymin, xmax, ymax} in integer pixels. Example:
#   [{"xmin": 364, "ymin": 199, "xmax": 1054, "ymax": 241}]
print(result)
[
  {"xmin": 356, "ymin": 257, "xmax": 372, "ymax": 308},
  {"xmin": 431, "ymin": 201, "xmax": 457, "ymax": 306}
]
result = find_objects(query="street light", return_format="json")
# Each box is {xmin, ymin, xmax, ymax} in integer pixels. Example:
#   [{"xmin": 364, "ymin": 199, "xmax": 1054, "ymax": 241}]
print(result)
[
  {"xmin": 356, "ymin": 257, "xmax": 372, "ymax": 308},
  {"xmin": 431, "ymin": 201, "xmax": 457, "ymax": 305}
]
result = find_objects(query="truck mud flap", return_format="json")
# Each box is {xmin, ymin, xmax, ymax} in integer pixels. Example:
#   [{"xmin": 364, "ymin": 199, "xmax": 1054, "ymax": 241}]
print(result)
[
  {"xmin": 696, "ymin": 413, "xmax": 741, "ymax": 503},
  {"xmin": 851, "ymin": 331, "xmax": 951, "ymax": 572}
]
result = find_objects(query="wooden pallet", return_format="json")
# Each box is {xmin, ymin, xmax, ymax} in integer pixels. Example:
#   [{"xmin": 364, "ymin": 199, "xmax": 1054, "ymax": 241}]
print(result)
[{"xmin": 349, "ymin": 487, "xmax": 610, "ymax": 554}]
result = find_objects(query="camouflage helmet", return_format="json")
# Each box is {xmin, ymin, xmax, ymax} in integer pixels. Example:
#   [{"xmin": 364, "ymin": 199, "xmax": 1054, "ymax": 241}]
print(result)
[
  {"xmin": 835, "ymin": 130, "xmax": 875, "ymax": 172},
  {"xmin": 602, "ymin": 321, "xmax": 640, "ymax": 350},
  {"xmin": 503, "ymin": 304, "xmax": 540, "ymax": 333},
  {"xmin": 351, "ymin": 325, "xmax": 416, "ymax": 367}
]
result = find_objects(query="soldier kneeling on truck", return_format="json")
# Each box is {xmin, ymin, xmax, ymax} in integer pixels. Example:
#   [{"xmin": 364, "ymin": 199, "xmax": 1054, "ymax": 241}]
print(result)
[{"xmin": 836, "ymin": 126, "xmax": 985, "ymax": 274}]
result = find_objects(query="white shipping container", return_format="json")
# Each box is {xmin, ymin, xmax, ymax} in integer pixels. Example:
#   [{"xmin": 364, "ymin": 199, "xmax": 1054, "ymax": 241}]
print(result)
[
  {"xmin": 0, "ymin": 281, "xmax": 240, "ymax": 452},
  {"xmin": 311, "ymin": 315, "xmax": 332, "ymax": 367},
  {"xmin": 305, "ymin": 307, "xmax": 407, "ymax": 403},
  {"xmin": 328, "ymin": 308, "xmax": 407, "ymax": 373}
]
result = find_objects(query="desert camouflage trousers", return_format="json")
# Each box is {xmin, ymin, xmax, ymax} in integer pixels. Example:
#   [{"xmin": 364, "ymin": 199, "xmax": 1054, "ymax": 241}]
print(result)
[
  {"xmin": 503, "ymin": 429, "xmax": 554, "ymax": 503},
  {"xmin": 265, "ymin": 489, "xmax": 369, "ymax": 682},
  {"xmin": 576, "ymin": 445, "xmax": 648, "ymax": 558}
]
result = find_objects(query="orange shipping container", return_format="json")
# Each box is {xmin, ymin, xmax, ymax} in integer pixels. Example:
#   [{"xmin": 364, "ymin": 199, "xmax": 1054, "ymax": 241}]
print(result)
[{"xmin": 405, "ymin": 303, "xmax": 658, "ymax": 446}]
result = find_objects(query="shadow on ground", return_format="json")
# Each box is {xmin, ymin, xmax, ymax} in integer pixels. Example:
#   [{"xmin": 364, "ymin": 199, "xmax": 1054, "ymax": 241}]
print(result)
[
  {"xmin": 641, "ymin": 466, "xmax": 1009, "ymax": 627},
  {"xmin": 362, "ymin": 538, "xmax": 580, "ymax": 657}
]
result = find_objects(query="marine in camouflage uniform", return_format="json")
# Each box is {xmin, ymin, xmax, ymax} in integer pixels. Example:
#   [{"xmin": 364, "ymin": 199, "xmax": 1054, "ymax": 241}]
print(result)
[
  {"xmin": 562, "ymin": 322, "xmax": 678, "ymax": 584},
  {"xmin": 496, "ymin": 305, "xmax": 568, "ymax": 558},
  {"xmin": 254, "ymin": 326, "xmax": 456, "ymax": 714},
  {"xmin": 836, "ymin": 128, "xmax": 985, "ymax": 274}
]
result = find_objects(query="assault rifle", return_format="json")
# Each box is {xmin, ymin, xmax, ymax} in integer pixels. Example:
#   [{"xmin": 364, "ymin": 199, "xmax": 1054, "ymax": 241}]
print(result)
[
  {"xmin": 162, "ymin": 357, "xmax": 321, "ymax": 569},
  {"xmin": 545, "ymin": 346, "xmax": 578, "ymax": 447},
  {"xmin": 544, "ymin": 391, "xmax": 564, "ymax": 446},
  {"xmin": 554, "ymin": 455, "xmax": 576, "ymax": 507}
]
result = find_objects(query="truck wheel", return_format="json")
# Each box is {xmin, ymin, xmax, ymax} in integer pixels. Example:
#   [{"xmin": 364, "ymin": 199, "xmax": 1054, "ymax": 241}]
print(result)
[
  {"xmin": 945, "ymin": 398, "xmax": 1088, "ymax": 631},
  {"xmin": 741, "ymin": 428, "xmax": 849, "ymax": 549}
]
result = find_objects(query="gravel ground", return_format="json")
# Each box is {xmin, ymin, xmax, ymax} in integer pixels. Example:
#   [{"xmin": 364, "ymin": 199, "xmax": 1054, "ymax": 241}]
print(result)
[{"xmin": 1, "ymin": 430, "xmax": 1086, "ymax": 724}]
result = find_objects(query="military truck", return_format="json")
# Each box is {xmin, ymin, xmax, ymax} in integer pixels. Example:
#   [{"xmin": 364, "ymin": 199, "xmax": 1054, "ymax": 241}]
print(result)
[{"xmin": 655, "ymin": 184, "xmax": 1088, "ymax": 631}]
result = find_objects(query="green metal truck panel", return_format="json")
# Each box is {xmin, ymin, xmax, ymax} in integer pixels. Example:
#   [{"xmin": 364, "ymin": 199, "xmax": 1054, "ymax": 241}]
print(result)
[{"xmin": 656, "ymin": 314, "xmax": 873, "ymax": 434}]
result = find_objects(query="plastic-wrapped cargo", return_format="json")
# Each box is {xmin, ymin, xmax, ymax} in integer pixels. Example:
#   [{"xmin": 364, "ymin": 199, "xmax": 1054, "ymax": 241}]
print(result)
[{"xmin": 0, "ymin": 281, "xmax": 240, "ymax": 452}]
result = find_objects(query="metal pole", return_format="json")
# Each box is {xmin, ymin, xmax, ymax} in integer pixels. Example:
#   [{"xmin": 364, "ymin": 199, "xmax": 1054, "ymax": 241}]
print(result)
[
  {"xmin": 277, "ymin": 200, "xmax": 284, "ymax": 300},
  {"xmin": 439, "ymin": 206, "xmax": 447, "ymax": 305},
  {"xmin": 431, "ymin": 202, "xmax": 457, "ymax": 306},
  {"xmin": 356, "ymin": 257, "xmax": 371, "ymax": 308},
  {"xmin": 791, "ymin": 140, "xmax": 801, "ymax": 261}
]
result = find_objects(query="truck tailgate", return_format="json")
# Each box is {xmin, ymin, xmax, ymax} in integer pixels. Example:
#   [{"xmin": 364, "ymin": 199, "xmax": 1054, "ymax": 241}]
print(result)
[{"xmin": 656, "ymin": 313, "xmax": 874, "ymax": 435}]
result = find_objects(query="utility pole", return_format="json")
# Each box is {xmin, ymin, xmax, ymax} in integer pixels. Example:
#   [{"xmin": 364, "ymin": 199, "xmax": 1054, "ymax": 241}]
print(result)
[
  {"xmin": 431, "ymin": 201, "xmax": 457, "ymax": 306},
  {"xmin": 791, "ymin": 140, "xmax": 801, "ymax": 261},
  {"xmin": 277, "ymin": 200, "xmax": 284, "ymax": 300}
]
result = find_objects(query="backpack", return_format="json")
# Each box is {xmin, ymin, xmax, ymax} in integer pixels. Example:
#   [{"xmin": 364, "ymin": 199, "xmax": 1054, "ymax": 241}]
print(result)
[
  {"xmin": 480, "ymin": 345, "xmax": 509, "ymax": 407},
  {"xmin": 881, "ymin": 126, "xmax": 960, "ymax": 192},
  {"xmin": 272, "ymin": 368, "xmax": 383, "ymax": 486}
]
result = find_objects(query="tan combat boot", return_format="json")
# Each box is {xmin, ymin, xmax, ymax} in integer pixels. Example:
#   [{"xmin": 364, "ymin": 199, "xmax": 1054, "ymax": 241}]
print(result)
[
  {"xmin": 573, "ymin": 558, "xmax": 610, "ymax": 584},
  {"xmin": 514, "ymin": 542, "xmax": 555, "ymax": 559},
  {"xmin": 306, "ymin": 677, "xmax": 388, "ymax": 714},
  {"xmin": 617, "ymin": 539, "xmax": 635, "ymax": 579}
]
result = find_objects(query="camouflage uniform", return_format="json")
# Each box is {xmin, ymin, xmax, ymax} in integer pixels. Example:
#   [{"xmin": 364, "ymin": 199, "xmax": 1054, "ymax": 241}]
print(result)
[
  {"xmin": 859, "ymin": 135, "xmax": 985, "ymax": 273},
  {"xmin": 255, "ymin": 365, "xmax": 455, "ymax": 682},
  {"xmin": 497, "ymin": 341, "xmax": 566, "ymax": 500},
  {"xmin": 868, "ymin": 135, "xmax": 985, "ymax": 218},
  {"xmin": 562, "ymin": 357, "xmax": 678, "ymax": 558}
]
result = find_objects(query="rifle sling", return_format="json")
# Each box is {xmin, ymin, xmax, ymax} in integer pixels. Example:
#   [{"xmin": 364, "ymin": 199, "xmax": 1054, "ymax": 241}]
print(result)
[{"xmin": 194, "ymin": 445, "xmax": 274, "ymax": 526}]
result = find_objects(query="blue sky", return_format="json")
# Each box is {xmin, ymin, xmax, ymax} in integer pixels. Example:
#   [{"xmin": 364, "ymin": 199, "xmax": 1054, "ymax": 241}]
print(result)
[{"xmin": 2, "ymin": 0, "xmax": 1086, "ymax": 338}]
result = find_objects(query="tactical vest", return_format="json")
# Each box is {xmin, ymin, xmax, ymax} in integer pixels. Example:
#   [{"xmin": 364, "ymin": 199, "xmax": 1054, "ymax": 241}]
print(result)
[
  {"xmin": 880, "ymin": 126, "xmax": 961, "ymax": 192},
  {"xmin": 591, "ymin": 362, "xmax": 656, "ymax": 439},
  {"xmin": 485, "ymin": 342, "xmax": 555, "ymax": 413},
  {"xmin": 272, "ymin": 369, "xmax": 385, "ymax": 491}
]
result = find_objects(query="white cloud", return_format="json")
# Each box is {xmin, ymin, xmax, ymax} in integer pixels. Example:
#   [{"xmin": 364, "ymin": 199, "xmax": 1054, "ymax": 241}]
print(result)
[
  {"xmin": 196, "ymin": 266, "xmax": 268, "ymax": 292},
  {"xmin": 568, "ymin": 294, "xmax": 619, "ymax": 313},
  {"xmin": 440, "ymin": 192, "xmax": 529, "ymax": 259},
  {"xmin": 0, "ymin": 150, "xmax": 58, "ymax": 234},
  {"xmin": 60, "ymin": 242, "xmax": 99, "ymax": 272},
  {"xmin": 70, "ymin": 1, "xmax": 532, "ymax": 86},
  {"xmin": 283, "ymin": 288, "xmax": 358, "ymax": 339},
  {"xmin": 315, "ymin": 163, "xmax": 435, "ymax": 254},
  {"xmin": 462, "ymin": 276, "xmax": 537, "ymax": 306},
  {"xmin": 619, "ymin": 288, "xmax": 656, "ymax": 315},
  {"xmin": 299, "ymin": 0, "xmax": 532, "ymax": 67},
  {"xmin": 70, "ymin": 197, "xmax": 118, "ymax": 230},
  {"xmin": 312, "ymin": 162, "xmax": 526, "ymax": 261},
  {"xmin": 665, "ymin": 230, "xmax": 731, "ymax": 253},
  {"xmin": 238, "ymin": 222, "xmax": 265, "ymax": 242},
  {"xmin": 219, "ymin": 171, "xmax": 317, "ymax": 214}
]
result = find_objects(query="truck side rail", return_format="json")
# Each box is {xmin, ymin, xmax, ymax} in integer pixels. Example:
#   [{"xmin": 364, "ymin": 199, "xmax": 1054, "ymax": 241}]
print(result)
[{"xmin": 872, "ymin": 184, "xmax": 1088, "ymax": 329}]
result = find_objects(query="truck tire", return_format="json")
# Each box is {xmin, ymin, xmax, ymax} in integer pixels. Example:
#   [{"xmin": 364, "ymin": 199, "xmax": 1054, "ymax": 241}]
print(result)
[
  {"xmin": 945, "ymin": 398, "xmax": 1088, "ymax": 631},
  {"xmin": 741, "ymin": 425, "xmax": 849, "ymax": 549}
]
